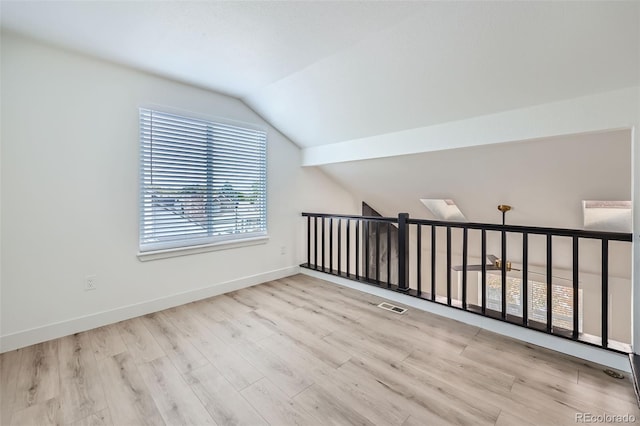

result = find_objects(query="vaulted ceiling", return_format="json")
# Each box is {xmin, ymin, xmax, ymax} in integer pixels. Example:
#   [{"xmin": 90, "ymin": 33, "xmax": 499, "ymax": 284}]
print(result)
[
  {"xmin": 2, "ymin": 1, "xmax": 638, "ymax": 150},
  {"xmin": 3, "ymin": 1, "xmax": 638, "ymax": 229}
]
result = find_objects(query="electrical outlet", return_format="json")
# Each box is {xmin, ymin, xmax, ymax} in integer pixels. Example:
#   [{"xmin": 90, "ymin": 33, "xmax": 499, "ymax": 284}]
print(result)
[
  {"xmin": 280, "ymin": 246, "xmax": 286, "ymax": 255},
  {"xmin": 85, "ymin": 275, "xmax": 97, "ymax": 291}
]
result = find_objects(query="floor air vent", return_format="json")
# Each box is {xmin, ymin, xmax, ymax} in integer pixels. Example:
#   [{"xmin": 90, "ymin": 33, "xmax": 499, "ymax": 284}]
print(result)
[{"xmin": 377, "ymin": 302, "xmax": 407, "ymax": 314}]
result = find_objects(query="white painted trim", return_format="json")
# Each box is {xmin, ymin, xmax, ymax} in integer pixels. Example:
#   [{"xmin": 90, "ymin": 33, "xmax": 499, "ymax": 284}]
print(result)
[
  {"xmin": 137, "ymin": 236, "xmax": 269, "ymax": 261},
  {"xmin": 633, "ymin": 122, "xmax": 640, "ymax": 356},
  {"xmin": 301, "ymin": 269, "xmax": 631, "ymax": 372},
  {"xmin": 302, "ymin": 87, "xmax": 640, "ymax": 166},
  {"xmin": 0, "ymin": 265, "xmax": 300, "ymax": 353}
]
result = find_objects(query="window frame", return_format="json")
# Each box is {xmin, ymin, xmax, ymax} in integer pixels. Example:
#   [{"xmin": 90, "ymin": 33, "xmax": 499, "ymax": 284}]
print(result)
[{"xmin": 137, "ymin": 106, "xmax": 268, "ymax": 259}]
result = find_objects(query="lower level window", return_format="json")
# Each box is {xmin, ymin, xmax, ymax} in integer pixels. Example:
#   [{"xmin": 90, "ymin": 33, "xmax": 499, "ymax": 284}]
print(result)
[
  {"xmin": 139, "ymin": 108, "xmax": 267, "ymax": 252},
  {"xmin": 484, "ymin": 273, "xmax": 583, "ymax": 332}
]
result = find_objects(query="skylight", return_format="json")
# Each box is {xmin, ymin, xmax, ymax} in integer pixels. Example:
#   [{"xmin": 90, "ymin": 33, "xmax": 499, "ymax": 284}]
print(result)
[
  {"xmin": 582, "ymin": 200, "xmax": 631, "ymax": 233},
  {"xmin": 420, "ymin": 199, "xmax": 467, "ymax": 222}
]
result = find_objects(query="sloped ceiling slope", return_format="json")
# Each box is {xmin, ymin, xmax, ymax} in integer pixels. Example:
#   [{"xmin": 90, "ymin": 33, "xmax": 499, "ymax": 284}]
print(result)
[
  {"xmin": 1, "ymin": 1, "xmax": 638, "ymax": 149},
  {"xmin": 249, "ymin": 2, "xmax": 640, "ymax": 147},
  {"xmin": 320, "ymin": 130, "xmax": 632, "ymax": 229},
  {"xmin": 0, "ymin": 1, "xmax": 425, "ymax": 106}
]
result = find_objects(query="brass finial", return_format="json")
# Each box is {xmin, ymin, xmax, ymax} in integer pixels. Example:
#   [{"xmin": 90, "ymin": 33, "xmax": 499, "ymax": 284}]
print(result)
[{"xmin": 498, "ymin": 204, "xmax": 512, "ymax": 225}]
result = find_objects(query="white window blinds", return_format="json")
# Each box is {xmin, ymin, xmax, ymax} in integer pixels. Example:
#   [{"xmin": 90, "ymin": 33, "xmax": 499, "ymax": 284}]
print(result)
[{"xmin": 139, "ymin": 108, "xmax": 267, "ymax": 252}]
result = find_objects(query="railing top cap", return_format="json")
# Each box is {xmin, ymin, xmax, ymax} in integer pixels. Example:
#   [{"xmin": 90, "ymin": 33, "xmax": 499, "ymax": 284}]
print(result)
[{"xmin": 301, "ymin": 212, "xmax": 632, "ymax": 241}]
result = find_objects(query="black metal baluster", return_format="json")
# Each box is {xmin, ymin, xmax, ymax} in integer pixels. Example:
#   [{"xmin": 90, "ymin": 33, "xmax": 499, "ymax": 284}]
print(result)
[
  {"xmin": 462, "ymin": 227, "xmax": 468, "ymax": 310},
  {"xmin": 481, "ymin": 229, "xmax": 487, "ymax": 314},
  {"xmin": 522, "ymin": 233, "xmax": 528, "ymax": 326},
  {"xmin": 398, "ymin": 213, "xmax": 410, "ymax": 292},
  {"xmin": 447, "ymin": 226, "xmax": 451, "ymax": 306},
  {"xmin": 355, "ymin": 220, "xmax": 360, "ymax": 280},
  {"xmin": 365, "ymin": 220, "xmax": 370, "ymax": 281},
  {"xmin": 376, "ymin": 221, "xmax": 380, "ymax": 284},
  {"xmin": 337, "ymin": 219, "xmax": 342, "ymax": 275},
  {"xmin": 387, "ymin": 222, "xmax": 391, "ymax": 288},
  {"xmin": 314, "ymin": 216, "xmax": 318, "ymax": 270},
  {"xmin": 572, "ymin": 236, "xmax": 579, "ymax": 340},
  {"xmin": 431, "ymin": 226, "xmax": 436, "ymax": 301},
  {"xmin": 329, "ymin": 218, "xmax": 333, "ymax": 273},
  {"xmin": 602, "ymin": 239, "xmax": 609, "ymax": 348},
  {"xmin": 322, "ymin": 217, "xmax": 326, "ymax": 272},
  {"xmin": 346, "ymin": 220, "xmax": 351, "ymax": 277},
  {"xmin": 546, "ymin": 234, "xmax": 552, "ymax": 333},
  {"xmin": 307, "ymin": 216, "xmax": 311, "ymax": 268},
  {"xmin": 501, "ymin": 230, "xmax": 507, "ymax": 319},
  {"xmin": 417, "ymin": 224, "xmax": 422, "ymax": 296}
]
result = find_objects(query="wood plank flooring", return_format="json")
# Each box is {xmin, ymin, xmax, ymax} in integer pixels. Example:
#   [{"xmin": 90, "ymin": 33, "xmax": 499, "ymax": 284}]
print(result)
[{"xmin": 1, "ymin": 274, "xmax": 638, "ymax": 425}]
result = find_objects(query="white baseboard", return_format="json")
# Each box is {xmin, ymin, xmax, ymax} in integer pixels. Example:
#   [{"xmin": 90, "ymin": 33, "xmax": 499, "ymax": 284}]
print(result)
[
  {"xmin": 301, "ymin": 269, "xmax": 631, "ymax": 372},
  {"xmin": 0, "ymin": 266, "xmax": 300, "ymax": 353}
]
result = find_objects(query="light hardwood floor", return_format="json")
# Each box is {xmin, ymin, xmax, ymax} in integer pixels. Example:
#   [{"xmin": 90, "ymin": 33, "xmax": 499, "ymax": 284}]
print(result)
[{"xmin": 1, "ymin": 274, "xmax": 639, "ymax": 426}]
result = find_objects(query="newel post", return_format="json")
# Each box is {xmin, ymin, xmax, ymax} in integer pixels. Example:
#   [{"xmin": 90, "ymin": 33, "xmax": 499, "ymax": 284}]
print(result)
[{"xmin": 398, "ymin": 213, "xmax": 410, "ymax": 292}]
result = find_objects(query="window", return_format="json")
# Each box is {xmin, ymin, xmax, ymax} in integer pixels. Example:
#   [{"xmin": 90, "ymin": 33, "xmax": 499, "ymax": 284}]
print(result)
[
  {"xmin": 139, "ymin": 108, "xmax": 267, "ymax": 252},
  {"xmin": 420, "ymin": 198, "xmax": 467, "ymax": 221},
  {"xmin": 483, "ymin": 273, "xmax": 583, "ymax": 332},
  {"xmin": 582, "ymin": 200, "xmax": 631, "ymax": 233}
]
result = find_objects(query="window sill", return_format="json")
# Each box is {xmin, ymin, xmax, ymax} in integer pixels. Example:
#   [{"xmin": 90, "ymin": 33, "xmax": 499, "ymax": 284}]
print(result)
[{"xmin": 137, "ymin": 236, "xmax": 269, "ymax": 262}]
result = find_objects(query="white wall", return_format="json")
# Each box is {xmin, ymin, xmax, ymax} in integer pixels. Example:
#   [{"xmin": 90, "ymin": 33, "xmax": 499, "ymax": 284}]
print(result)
[{"xmin": 0, "ymin": 33, "xmax": 357, "ymax": 351}]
